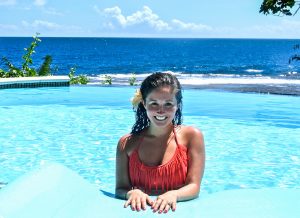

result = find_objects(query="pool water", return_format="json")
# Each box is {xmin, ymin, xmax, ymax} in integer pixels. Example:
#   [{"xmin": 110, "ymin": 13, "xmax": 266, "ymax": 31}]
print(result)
[{"xmin": 0, "ymin": 86, "xmax": 299, "ymax": 194}]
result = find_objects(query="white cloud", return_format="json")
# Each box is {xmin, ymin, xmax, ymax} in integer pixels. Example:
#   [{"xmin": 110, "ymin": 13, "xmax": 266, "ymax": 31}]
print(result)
[
  {"xmin": 93, "ymin": 5, "xmax": 102, "ymax": 14},
  {"xmin": 242, "ymin": 19, "xmax": 300, "ymax": 38},
  {"xmin": 171, "ymin": 19, "xmax": 212, "ymax": 31},
  {"xmin": 0, "ymin": 0, "xmax": 16, "ymax": 6},
  {"xmin": 0, "ymin": 23, "xmax": 18, "ymax": 30},
  {"xmin": 20, "ymin": 20, "xmax": 83, "ymax": 35},
  {"xmin": 22, "ymin": 20, "xmax": 61, "ymax": 29},
  {"xmin": 43, "ymin": 7, "xmax": 64, "ymax": 16},
  {"xmin": 102, "ymin": 22, "xmax": 115, "ymax": 30},
  {"xmin": 96, "ymin": 5, "xmax": 300, "ymax": 38},
  {"xmin": 103, "ymin": 6, "xmax": 126, "ymax": 26},
  {"xmin": 281, "ymin": 19, "xmax": 300, "ymax": 30},
  {"xmin": 34, "ymin": 0, "xmax": 46, "ymax": 7},
  {"xmin": 103, "ymin": 6, "xmax": 171, "ymax": 31},
  {"xmin": 101, "ymin": 5, "xmax": 215, "ymax": 35}
]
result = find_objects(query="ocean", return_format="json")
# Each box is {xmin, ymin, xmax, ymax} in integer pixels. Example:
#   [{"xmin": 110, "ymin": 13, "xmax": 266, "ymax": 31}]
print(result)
[{"xmin": 1, "ymin": 37, "xmax": 300, "ymax": 95}]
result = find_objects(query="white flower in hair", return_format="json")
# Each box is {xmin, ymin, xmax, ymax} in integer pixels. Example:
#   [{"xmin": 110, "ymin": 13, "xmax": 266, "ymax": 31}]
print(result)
[{"xmin": 131, "ymin": 89, "xmax": 142, "ymax": 109}]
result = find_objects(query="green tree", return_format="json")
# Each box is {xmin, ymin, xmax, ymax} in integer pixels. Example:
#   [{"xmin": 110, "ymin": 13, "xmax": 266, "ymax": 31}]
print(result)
[
  {"xmin": 101, "ymin": 74, "xmax": 112, "ymax": 85},
  {"xmin": 129, "ymin": 73, "xmax": 137, "ymax": 86},
  {"xmin": 0, "ymin": 33, "xmax": 41, "ymax": 77},
  {"xmin": 260, "ymin": 0, "xmax": 300, "ymax": 16},
  {"xmin": 38, "ymin": 55, "xmax": 52, "ymax": 76},
  {"xmin": 68, "ymin": 67, "xmax": 89, "ymax": 85},
  {"xmin": 1, "ymin": 57, "xmax": 23, "ymax": 77},
  {"xmin": 0, "ymin": 33, "xmax": 89, "ymax": 84},
  {"xmin": 22, "ymin": 32, "xmax": 41, "ymax": 76},
  {"xmin": 260, "ymin": 0, "xmax": 300, "ymax": 65}
]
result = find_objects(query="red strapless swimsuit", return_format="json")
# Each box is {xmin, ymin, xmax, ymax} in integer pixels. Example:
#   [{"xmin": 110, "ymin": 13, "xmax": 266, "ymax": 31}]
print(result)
[{"xmin": 128, "ymin": 128, "xmax": 188, "ymax": 194}]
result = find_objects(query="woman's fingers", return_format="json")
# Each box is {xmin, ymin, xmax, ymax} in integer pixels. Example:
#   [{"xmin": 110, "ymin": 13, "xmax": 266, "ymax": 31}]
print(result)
[
  {"xmin": 136, "ymin": 199, "xmax": 141, "ymax": 211},
  {"xmin": 171, "ymin": 201, "xmax": 176, "ymax": 211},
  {"xmin": 163, "ymin": 204, "xmax": 171, "ymax": 213},
  {"xmin": 123, "ymin": 190, "xmax": 154, "ymax": 212},
  {"xmin": 141, "ymin": 198, "xmax": 147, "ymax": 210},
  {"xmin": 152, "ymin": 198, "xmax": 162, "ymax": 212},
  {"xmin": 124, "ymin": 199, "xmax": 131, "ymax": 208},
  {"xmin": 146, "ymin": 195, "xmax": 154, "ymax": 206},
  {"xmin": 158, "ymin": 200, "xmax": 168, "ymax": 213},
  {"xmin": 131, "ymin": 199, "xmax": 136, "ymax": 211},
  {"xmin": 124, "ymin": 196, "xmax": 150, "ymax": 211},
  {"xmin": 152, "ymin": 197, "xmax": 176, "ymax": 213}
]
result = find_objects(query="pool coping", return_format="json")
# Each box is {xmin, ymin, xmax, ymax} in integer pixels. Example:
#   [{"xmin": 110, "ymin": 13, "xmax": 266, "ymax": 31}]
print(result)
[
  {"xmin": 1, "ymin": 162, "xmax": 300, "ymax": 218},
  {"xmin": 0, "ymin": 76, "xmax": 70, "ymax": 89}
]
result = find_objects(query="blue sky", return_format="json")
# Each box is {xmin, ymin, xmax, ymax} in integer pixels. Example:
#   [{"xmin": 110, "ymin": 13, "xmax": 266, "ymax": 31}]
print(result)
[{"xmin": 1, "ymin": 0, "xmax": 300, "ymax": 38}]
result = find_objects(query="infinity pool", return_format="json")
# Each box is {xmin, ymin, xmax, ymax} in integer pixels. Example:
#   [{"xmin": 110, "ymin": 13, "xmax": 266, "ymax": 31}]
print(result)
[{"xmin": 0, "ymin": 86, "xmax": 299, "ymax": 194}]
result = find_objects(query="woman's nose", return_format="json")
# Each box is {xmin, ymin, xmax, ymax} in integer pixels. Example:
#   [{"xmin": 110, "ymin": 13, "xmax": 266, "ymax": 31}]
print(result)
[{"xmin": 157, "ymin": 105, "xmax": 165, "ymax": 113}]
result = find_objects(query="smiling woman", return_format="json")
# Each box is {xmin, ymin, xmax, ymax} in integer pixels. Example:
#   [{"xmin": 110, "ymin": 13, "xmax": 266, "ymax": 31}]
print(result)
[{"xmin": 115, "ymin": 72, "xmax": 205, "ymax": 214}]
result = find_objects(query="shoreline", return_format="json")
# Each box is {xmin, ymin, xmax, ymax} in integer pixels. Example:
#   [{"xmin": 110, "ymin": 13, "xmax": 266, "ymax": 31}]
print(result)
[
  {"xmin": 185, "ymin": 84, "xmax": 300, "ymax": 96},
  {"xmin": 1, "ymin": 74, "xmax": 300, "ymax": 96},
  {"xmin": 85, "ymin": 83, "xmax": 300, "ymax": 96},
  {"xmin": 87, "ymin": 75, "xmax": 300, "ymax": 96}
]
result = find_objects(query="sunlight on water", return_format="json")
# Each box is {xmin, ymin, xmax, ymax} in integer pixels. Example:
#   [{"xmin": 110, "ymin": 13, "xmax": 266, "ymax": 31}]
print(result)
[{"xmin": 0, "ymin": 86, "xmax": 299, "ymax": 194}]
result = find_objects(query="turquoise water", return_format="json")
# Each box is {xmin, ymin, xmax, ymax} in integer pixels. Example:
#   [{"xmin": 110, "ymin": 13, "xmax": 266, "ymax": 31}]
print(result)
[{"xmin": 0, "ymin": 86, "xmax": 300, "ymax": 194}]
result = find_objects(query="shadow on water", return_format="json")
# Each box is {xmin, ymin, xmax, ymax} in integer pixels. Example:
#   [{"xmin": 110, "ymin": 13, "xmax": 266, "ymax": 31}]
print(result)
[
  {"xmin": 0, "ymin": 182, "xmax": 8, "ymax": 189},
  {"xmin": 100, "ymin": 189, "xmax": 115, "ymax": 199}
]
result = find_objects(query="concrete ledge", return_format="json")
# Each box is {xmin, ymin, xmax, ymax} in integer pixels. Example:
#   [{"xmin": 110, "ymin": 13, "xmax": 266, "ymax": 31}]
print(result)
[
  {"xmin": 0, "ymin": 76, "xmax": 70, "ymax": 89},
  {"xmin": 1, "ymin": 162, "xmax": 299, "ymax": 218}
]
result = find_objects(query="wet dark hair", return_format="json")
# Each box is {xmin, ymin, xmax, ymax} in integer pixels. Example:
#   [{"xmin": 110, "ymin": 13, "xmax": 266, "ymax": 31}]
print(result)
[{"xmin": 131, "ymin": 72, "xmax": 183, "ymax": 134}]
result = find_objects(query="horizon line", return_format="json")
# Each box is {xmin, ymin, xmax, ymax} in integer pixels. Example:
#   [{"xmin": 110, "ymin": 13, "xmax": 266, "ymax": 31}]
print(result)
[{"xmin": 0, "ymin": 35, "xmax": 300, "ymax": 40}]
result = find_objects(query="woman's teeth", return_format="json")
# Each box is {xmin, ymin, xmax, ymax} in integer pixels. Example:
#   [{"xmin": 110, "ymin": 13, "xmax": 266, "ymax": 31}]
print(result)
[{"xmin": 155, "ymin": 116, "xmax": 167, "ymax": 121}]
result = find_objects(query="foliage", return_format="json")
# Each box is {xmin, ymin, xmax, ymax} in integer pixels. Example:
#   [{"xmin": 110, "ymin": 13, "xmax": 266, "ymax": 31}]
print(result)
[
  {"xmin": 22, "ymin": 33, "xmax": 41, "ymax": 76},
  {"xmin": 68, "ymin": 67, "xmax": 89, "ymax": 85},
  {"xmin": 0, "ymin": 69, "xmax": 5, "ymax": 78},
  {"xmin": 289, "ymin": 44, "xmax": 300, "ymax": 63},
  {"xmin": 38, "ymin": 55, "xmax": 52, "ymax": 76},
  {"xmin": 0, "ymin": 33, "xmax": 88, "ymax": 85},
  {"xmin": 102, "ymin": 74, "xmax": 112, "ymax": 85},
  {"xmin": 0, "ymin": 33, "xmax": 43, "ymax": 78},
  {"xmin": 260, "ymin": 0, "xmax": 300, "ymax": 16},
  {"xmin": 260, "ymin": 0, "xmax": 300, "ymax": 65},
  {"xmin": 1, "ymin": 57, "xmax": 24, "ymax": 77},
  {"xmin": 129, "ymin": 73, "xmax": 137, "ymax": 86}
]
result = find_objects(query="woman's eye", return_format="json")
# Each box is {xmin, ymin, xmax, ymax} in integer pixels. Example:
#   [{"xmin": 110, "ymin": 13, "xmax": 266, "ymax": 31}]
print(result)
[{"xmin": 165, "ymin": 102, "xmax": 174, "ymax": 107}]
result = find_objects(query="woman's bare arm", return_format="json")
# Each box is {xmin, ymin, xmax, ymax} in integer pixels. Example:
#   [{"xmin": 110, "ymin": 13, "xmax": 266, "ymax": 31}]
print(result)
[{"xmin": 115, "ymin": 135, "xmax": 132, "ymax": 199}]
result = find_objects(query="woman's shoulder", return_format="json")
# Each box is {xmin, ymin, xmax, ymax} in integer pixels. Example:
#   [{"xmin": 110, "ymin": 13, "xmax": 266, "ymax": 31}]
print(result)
[
  {"xmin": 117, "ymin": 133, "xmax": 141, "ymax": 153},
  {"xmin": 176, "ymin": 125, "xmax": 204, "ymax": 147},
  {"xmin": 178, "ymin": 125, "xmax": 203, "ymax": 137}
]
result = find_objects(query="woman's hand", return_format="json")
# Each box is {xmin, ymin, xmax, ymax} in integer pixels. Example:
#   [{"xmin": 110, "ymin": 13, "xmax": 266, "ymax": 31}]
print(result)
[
  {"xmin": 124, "ymin": 189, "xmax": 153, "ymax": 211},
  {"xmin": 152, "ymin": 190, "xmax": 178, "ymax": 213}
]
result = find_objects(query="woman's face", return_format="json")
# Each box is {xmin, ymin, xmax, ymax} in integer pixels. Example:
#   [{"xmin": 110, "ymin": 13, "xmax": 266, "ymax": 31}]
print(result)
[{"xmin": 143, "ymin": 86, "xmax": 178, "ymax": 128}]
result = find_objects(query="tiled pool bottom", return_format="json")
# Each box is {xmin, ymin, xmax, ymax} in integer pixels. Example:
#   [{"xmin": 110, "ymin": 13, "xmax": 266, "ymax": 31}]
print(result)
[
  {"xmin": 0, "ymin": 76, "xmax": 69, "ymax": 89},
  {"xmin": 0, "ymin": 86, "xmax": 300, "ymax": 195}
]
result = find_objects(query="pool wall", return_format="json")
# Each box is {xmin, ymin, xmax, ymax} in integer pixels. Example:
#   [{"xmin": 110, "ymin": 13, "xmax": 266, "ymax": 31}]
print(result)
[
  {"xmin": 0, "ymin": 76, "xmax": 69, "ymax": 89},
  {"xmin": 0, "ymin": 163, "xmax": 299, "ymax": 218}
]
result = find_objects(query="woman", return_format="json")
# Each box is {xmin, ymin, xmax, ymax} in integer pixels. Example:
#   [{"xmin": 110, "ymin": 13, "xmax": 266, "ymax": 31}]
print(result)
[{"xmin": 115, "ymin": 72, "xmax": 205, "ymax": 213}]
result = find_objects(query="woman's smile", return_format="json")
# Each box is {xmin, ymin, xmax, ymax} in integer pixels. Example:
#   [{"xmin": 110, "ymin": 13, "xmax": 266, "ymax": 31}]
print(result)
[{"xmin": 154, "ymin": 115, "xmax": 167, "ymax": 121}]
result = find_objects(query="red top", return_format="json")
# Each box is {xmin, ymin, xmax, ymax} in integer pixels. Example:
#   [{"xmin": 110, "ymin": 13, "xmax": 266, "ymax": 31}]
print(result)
[{"xmin": 128, "ymin": 128, "xmax": 188, "ymax": 194}]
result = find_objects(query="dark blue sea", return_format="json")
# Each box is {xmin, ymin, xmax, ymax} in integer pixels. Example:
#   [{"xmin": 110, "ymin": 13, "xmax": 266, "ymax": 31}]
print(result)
[{"xmin": 1, "ymin": 37, "xmax": 300, "ymax": 94}]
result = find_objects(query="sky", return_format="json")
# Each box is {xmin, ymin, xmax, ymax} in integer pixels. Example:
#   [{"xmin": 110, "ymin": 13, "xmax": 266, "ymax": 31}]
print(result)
[{"xmin": 1, "ymin": 0, "xmax": 300, "ymax": 38}]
